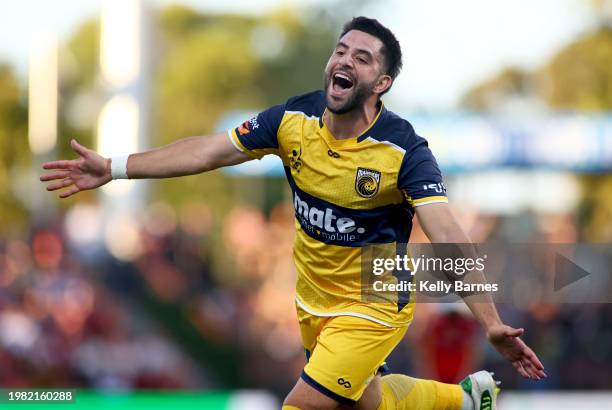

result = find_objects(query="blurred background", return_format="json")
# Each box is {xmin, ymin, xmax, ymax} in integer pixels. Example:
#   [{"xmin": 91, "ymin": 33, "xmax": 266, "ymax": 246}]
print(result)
[{"xmin": 1, "ymin": 0, "xmax": 612, "ymax": 408}]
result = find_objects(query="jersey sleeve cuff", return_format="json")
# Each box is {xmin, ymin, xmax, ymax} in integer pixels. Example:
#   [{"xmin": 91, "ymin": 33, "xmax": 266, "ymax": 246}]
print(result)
[
  {"xmin": 410, "ymin": 196, "xmax": 448, "ymax": 207},
  {"xmin": 227, "ymin": 129, "xmax": 260, "ymax": 159}
]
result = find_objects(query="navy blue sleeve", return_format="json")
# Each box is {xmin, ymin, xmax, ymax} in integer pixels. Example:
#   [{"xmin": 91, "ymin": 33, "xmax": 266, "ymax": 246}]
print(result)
[
  {"xmin": 228, "ymin": 103, "xmax": 285, "ymax": 159},
  {"xmin": 397, "ymin": 135, "xmax": 448, "ymax": 207}
]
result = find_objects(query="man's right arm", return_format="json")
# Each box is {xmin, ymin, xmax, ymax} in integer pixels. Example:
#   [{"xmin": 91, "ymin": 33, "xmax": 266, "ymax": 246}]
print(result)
[
  {"xmin": 126, "ymin": 132, "xmax": 249, "ymax": 178},
  {"xmin": 40, "ymin": 132, "xmax": 250, "ymax": 198}
]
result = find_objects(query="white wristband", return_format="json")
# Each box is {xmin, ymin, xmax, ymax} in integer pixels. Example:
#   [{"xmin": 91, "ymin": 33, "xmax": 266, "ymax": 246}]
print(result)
[{"xmin": 110, "ymin": 155, "xmax": 130, "ymax": 179}]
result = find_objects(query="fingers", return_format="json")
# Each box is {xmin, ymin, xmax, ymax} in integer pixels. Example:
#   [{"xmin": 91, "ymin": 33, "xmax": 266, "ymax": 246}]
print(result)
[
  {"xmin": 45, "ymin": 178, "xmax": 73, "ymax": 192},
  {"xmin": 522, "ymin": 357, "xmax": 546, "ymax": 379},
  {"xmin": 523, "ymin": 348, "xmax": 547, "ymax": 378},
  {"xmin": 70, "ymin": 139, "xmax": 89, "ymax": 157},
  {"xmin": 514, "ymin": 347, "xmax": 547, "ymax": 379},
  {"xmin": 512, "ymin": 360, "xmax": 530, "ymax": 378},
  {"xmin": 504, "ymin": 326, "xmax": 524, "ymax": 337},
  {"xmin": 41, "ymin": 140, "xmax": 88, "ymax": 170},
  {"xmin": 504, "ymin": 337, "xmax": 547, "ymax": 380},
  {"xmin": 42, "ymin": 160, "xmax": 76, "ymax": 170},
  {"xmin": 515, "ymin": 338, "xmax": 547, "ymax": 379},
  {"xmin": 513, "ymin": 359, "xmax": 541, "ymax": 380},
  {"xmin": 40, "ymin": 171, "xmax": 70, "ymax": 182},
  {"xmin": 524, "ymin": 347, "xmax": 545, "ymax": 371},
  {"xmin": 495, "ymin": 325, "xmax": 547, "ymax": 381},
  {"xmin": 59, "ymin": 185, "xmax": 80, "ymax": 199},
  {"xmin": 521, "ymin": 358, "xmax": 538, "ymax": 379}
]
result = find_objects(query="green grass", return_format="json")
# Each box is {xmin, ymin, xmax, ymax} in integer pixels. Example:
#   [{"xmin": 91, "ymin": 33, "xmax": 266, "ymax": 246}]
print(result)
[{"xmin": 2, "ymin": 390, "xmax": 232, "ymax": 409}]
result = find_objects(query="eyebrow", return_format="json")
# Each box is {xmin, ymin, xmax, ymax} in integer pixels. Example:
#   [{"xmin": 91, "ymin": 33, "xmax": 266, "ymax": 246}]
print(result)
[{"xmin": 336, "ymin": 41, "xmax": 374, "ymax": 59}]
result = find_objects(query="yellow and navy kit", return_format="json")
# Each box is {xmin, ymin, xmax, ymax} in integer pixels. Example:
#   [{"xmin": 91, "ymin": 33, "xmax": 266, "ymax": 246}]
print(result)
[{"xmin": 228, "ymin": 90, "xmax": 447, "ymax": 328}]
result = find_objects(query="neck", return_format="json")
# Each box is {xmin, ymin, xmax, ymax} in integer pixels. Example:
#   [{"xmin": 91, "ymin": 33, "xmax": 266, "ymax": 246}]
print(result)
[{"xmin": 324, "ymin": 97, "xmax": 381, "ymax": 140}]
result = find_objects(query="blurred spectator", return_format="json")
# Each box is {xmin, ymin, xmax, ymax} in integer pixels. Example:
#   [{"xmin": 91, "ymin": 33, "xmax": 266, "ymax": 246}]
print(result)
[{"xmin": 1, "ymin": 202, "xmax": 611, "ymax": 395}]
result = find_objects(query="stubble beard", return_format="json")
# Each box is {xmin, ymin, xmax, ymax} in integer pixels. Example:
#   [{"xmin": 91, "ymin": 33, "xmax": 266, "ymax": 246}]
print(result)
[{"xmin": 324, "ymin": 74, "xmax": 374, "ymax": 115}]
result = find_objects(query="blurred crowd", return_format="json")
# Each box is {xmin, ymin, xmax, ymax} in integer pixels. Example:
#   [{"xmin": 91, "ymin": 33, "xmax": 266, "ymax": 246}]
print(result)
[
  {"xmin": 0, "ymin": 226, "xmax": 203, "ymax": 389},
  {"xmin": 1, "ymin": 198, "xmax": 611, "ymax": 397}
]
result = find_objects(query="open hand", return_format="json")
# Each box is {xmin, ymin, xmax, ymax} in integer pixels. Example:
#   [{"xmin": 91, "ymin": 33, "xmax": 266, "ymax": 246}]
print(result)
[
  {"xmin": 40, "ymin": 139, "xmax": 112, "ymax": 198},
  {"xmin": 487, "ymin": 324, "xmax": 547, "ymax": 380}
]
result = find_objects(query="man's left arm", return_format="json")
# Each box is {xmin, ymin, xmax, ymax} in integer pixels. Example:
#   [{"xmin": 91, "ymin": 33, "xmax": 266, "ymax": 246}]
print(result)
[{"xmin": 416, "ymin": 203, "xmax": 547, "ymax": 380}]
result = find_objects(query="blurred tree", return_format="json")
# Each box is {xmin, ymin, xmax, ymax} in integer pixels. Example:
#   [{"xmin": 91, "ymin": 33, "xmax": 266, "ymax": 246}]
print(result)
[
  {"xmin": 463, "ymin": 27, "xmax": 612, "ymax": 110},
  {"xmin": 0, "ymin": 64, "xmax": 28, "ymax": 233},
  {"xmin": 461, "ymin": 67, "xmax": 536, "ymax": 111},
  {"xmin": 65, "ymin": 20, "xmax": 100, "ymax": 90},
  {"xmin": 542, "ymin": 27, "xmax": 612, "ymax": 110},
  {"xmin": 541, "ymin": 27, "xmax": 612, "ymax": 241},
  {"xmin": 462, "ymin": 25, "xmax": 612, "ymax": 240},
  {"xmin": 591, "ymin": 0, "xmax": 612, "ymax": 26},
  {"xmin": 250, "ymin": 9, "xmax": 337, "ymax": 104}
]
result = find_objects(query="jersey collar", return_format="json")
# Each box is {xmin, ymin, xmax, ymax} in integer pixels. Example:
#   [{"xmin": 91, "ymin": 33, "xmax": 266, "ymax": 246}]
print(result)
[{"xmin": 319, "ymin": 101, "xmax": 385, "ymax": 148}]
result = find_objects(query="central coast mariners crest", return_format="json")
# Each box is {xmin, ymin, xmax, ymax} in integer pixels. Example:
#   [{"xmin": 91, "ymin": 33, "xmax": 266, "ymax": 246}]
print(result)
[{"xmin": 355, "ymin": 167, "xmax": 381, "ymax": 198}]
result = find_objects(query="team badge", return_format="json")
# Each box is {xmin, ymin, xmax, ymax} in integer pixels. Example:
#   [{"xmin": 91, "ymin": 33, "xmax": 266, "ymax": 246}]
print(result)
[{"xmin": 355, "ymin": 167, "xmax": 381, "ymax": 198}]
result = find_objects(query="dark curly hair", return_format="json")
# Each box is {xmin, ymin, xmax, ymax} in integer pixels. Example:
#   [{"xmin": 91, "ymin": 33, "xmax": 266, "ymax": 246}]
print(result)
[{"xmin": 340, "ymin": 16, "xmax": 403, "ymax": 80}]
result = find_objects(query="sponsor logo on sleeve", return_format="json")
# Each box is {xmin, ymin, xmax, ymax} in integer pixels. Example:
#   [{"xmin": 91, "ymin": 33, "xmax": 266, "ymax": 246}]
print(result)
[
  {"xmin": 237, "ymin": 117, "xmax": 260, "ymax": 136},
  {"xmin": 422, "ymin": 182, "xmax": 446, "ymax": 194}
]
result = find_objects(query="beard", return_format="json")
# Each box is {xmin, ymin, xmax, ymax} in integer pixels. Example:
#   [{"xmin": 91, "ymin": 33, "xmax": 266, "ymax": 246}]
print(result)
[{"xmin": 324, "ymin": 73, "xmax": 374, "ymax": 115}]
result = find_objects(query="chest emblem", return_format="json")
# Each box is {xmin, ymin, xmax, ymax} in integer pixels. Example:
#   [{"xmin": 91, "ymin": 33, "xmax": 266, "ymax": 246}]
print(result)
[
  {"xmin": 289, "ymin": 149, "xmax": 302, "ymax": 173},
  {"xmin": 355, "ymin": 167, "xmax": 381, "ymax": 198}
]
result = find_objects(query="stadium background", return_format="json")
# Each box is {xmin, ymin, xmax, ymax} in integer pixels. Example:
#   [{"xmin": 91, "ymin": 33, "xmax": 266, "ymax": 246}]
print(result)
[{"xmin": 1, "ymin": 0, "xmax": 612, "ymax": 408}]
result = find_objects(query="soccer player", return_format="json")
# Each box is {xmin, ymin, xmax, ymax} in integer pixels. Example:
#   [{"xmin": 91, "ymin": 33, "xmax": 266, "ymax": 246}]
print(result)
[{"xmin": 41, "ymin": 16, "xmax": 545, "ymax": 410}]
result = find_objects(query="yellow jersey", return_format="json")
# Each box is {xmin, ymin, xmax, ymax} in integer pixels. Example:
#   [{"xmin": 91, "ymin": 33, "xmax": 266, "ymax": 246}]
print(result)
[{"xmin": 228, "ymin": 90, "xmax": 447, "ymax": 327}]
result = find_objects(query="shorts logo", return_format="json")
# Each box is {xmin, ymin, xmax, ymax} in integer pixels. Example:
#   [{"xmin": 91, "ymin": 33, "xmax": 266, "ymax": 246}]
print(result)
[
  {"xmin": 237, "ymin": 117, "xmax": 259, "ymax": 136},
  {"xmin": 337, "ymin": 378, "xmax": 352, "ymax": 389},
  {"xmin": 355, "ymin": 168, "xmax": 381, "ymax": 198},
  {"xmin": 327, "ymin": 149, "xmax": 340, "ymax": 158}
]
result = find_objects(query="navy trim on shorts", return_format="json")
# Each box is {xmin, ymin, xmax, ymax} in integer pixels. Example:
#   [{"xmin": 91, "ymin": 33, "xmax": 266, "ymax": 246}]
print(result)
[{"xmin": 300, "ymin": 370, "xmax": 357, "ymax": 407}]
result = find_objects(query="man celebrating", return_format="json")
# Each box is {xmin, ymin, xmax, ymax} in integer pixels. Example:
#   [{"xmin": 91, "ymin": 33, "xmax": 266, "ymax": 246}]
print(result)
[{"xmin": 41, "ymin": 16, "xmax": 545, "ymax": 410}]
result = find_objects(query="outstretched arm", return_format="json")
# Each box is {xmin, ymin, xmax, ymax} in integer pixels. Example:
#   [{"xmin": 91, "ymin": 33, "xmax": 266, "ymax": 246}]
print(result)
[
  {"xmin": 40, "ymin": 132, "xmax": 250, "ymax": 198},
  {"xmin": 416, "ymin": 203, "xmax": 547, "ymax": 380}
]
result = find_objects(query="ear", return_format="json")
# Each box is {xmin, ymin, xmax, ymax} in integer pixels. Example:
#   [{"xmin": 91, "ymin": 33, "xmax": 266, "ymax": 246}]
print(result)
[{"xmin": 373, "ymin": 74, "xmax": 393, "ymax": 95}]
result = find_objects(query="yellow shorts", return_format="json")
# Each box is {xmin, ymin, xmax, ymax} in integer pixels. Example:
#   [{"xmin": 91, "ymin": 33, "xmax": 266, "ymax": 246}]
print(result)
[{"xmin": 297, "ymin": 305, "xmax": 408, "ymax": 406}]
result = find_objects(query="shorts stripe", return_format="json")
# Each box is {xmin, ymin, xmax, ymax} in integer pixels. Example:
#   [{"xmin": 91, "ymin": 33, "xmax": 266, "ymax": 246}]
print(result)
[
  {"xmin": 296, "ymin": 297, "xmax": 394, "ymax": 328},
  {"xmin": 300, "ymin": 370, "xmax": 356, "ymax": 407}
]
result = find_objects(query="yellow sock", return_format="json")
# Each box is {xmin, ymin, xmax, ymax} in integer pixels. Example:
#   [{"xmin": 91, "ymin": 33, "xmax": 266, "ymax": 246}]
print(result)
[
  {"xmin": 377, "ymin": 374, "xmax": 464, "ymax": 410},
  {"xmin": 282, "ymin": 406, "xmax": 302, "ymax": 410}
]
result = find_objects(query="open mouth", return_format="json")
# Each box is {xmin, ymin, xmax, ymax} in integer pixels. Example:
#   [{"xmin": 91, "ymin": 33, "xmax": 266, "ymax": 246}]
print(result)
[{"xmin": 331, "ymin": 72, "xmax": 354, "ymax": 94}]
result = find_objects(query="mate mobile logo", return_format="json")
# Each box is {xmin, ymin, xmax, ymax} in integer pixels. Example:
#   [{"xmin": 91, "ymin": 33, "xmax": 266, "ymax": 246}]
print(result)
[
  {"xmin": 355, "ymin": 167, "xmax": 381, "ymax": 198},
  {"xmin": 293, "ymin": 192, "xmax": 365, "ymax": 241}
]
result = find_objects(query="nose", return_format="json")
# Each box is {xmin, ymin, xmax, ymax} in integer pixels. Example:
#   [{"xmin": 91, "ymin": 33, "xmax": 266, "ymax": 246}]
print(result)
[{"xmin": 336, "ymin": 52, "xmax": 354, "ymax": 69}]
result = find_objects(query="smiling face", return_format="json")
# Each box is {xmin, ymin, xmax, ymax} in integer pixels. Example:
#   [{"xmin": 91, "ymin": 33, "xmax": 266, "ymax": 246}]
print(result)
[{"xmin": 324, "ymin": 30, "xmax": 392, "ymax": 114}]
